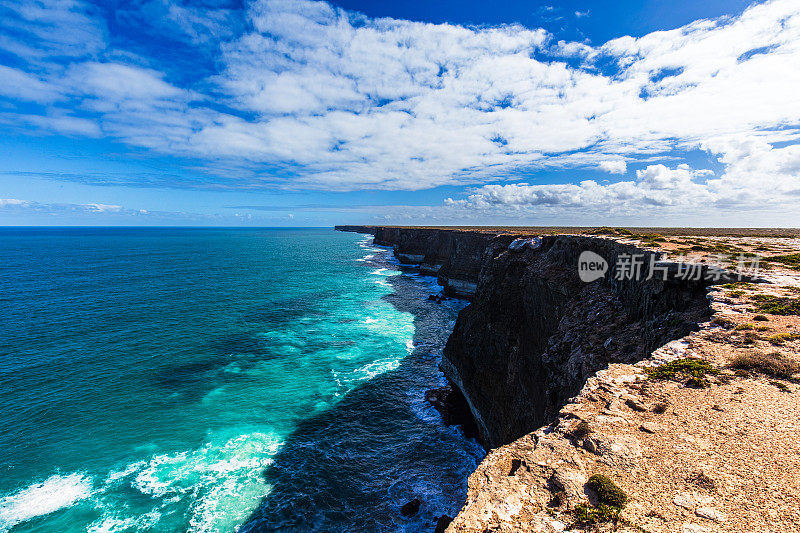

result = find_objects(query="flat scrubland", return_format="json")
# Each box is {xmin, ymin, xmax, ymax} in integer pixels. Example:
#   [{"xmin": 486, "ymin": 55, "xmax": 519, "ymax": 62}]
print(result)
[{"xmin": 367, "ymin": 226, "xmax": 800, "ymax": 238}]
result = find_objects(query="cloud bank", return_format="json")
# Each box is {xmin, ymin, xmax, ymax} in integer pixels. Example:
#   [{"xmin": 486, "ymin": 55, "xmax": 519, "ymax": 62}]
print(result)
[{"xmin": 0, "ymin": 0, "xmax": 799, "ymax": 217}]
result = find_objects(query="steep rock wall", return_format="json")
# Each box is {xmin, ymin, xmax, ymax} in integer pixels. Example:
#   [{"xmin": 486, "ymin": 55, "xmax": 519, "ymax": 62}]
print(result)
[
  {"xmin": 441, "ymin": 235, "xmax": 713, "ymax": 448},
  {"xmin": 334, "ymin": 225, "xmax": 377, "ymax": 235},
  {"xmin": 368, "ymin": 226, "xmax": 509, "ymax": 299},
  {"xmin": 336, "ymin": 227, "xmax": 718, "ymax": 448}
]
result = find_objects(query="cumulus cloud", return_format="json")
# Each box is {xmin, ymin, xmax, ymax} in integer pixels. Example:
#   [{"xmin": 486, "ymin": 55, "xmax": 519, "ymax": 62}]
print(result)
[
  {"xmin": 0, "ymin": 0, "xmax": 798, "ymax": 218},
  {"xmin": 446, "ymin": 163, "xmax": 712, "ymax": 210},
  {"xmin": 445, "ymin": 155, "xmax": 800, "ymax": 217},
  {"xmin": 598, "ymin": 159, "xmax": 627, "ymax": 174}
]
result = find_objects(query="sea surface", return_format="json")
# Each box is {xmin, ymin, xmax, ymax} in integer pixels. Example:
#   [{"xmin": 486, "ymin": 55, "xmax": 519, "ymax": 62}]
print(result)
[{"xmin": 0, "ymin": 228, "xmax": 484, "ymax": 532}]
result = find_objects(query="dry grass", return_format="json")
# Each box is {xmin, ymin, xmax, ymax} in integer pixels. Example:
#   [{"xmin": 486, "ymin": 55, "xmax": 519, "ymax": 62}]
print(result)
[
  {"xmin": 337, "ymin": 225, "xmax": 800, "ymax": 237},
  {"xmin": 766, "ymin": 333, "xmax": 800, "ymax": 346},
  {"xmin": 729, "ymin": 350, "xmax": 800, "ymax": 380}
]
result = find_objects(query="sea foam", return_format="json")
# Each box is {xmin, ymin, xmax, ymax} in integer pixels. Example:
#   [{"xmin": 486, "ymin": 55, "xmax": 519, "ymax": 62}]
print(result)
[
  {"xmin": 112, "ymin": 433, "xmax": 283, "ymax": 533},
  {"xmin": 0, "ymin": 473, "xmax": 93, "ymax": 531}
]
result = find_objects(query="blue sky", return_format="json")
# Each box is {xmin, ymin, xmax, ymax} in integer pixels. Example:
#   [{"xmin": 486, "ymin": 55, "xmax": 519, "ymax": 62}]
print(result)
[{"xmin": 1, "ymin": 0, "xmax": 799, "ymax": 226}]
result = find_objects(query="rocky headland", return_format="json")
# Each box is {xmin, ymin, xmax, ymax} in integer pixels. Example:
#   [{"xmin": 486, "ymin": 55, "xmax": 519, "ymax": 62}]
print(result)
[{"xmin": 336, "ymin": 225, "xmax": 800, "ymax": 533}]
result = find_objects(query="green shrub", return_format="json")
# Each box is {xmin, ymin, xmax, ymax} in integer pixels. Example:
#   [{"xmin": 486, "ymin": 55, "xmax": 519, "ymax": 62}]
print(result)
[
  {"xmin": 751, "ymin": 295, "xmax": 800, "ymax": 315},
  {"xmin": 572, "ymin": 503, "xmax": 621, "ymax": 526},
  {"xmin": 768, "ymin": 253, "xmax": 800, "ymax": 270},
  {"xmin": 721, "ymin": 282, "xmax": 753, "ymax": 289},
  {"xmin": 587, "ymin": 474, "xmax": 628, "ymax": 507},
  {"xmin": 589, "ymin": 227, "xmax": 634, "ymax": 237},
  {"xmin": 644, "ymin": 358, "xmax": 718, "ymax": 388}
]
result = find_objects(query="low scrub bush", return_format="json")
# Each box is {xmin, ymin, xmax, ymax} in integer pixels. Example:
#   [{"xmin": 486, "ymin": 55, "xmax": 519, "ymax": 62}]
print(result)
[
  {"xmin": 729, "ymin": 351, "xmax": 800, "ymax": 380},
  {"xmin": 644, "ymin": 358, "xmax": 718, "ymax": 388}
]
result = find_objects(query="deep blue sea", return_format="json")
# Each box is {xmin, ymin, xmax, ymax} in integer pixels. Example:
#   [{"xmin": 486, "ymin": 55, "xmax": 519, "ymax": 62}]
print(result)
[{"xmin": 0, "ymin": 228, "xmax": 483, "ymax": 532}]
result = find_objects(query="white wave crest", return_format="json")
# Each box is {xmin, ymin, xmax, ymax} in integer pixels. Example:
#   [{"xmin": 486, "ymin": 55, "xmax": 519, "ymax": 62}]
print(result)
[
  {"xmin": 0, "ymin": 473, "xmax": 93, "ymax": 531},
  {"xmin": 352, "ymin": 358, "xmax": 400, "ymax": 381},
  {"xmin": 87, "ymin": 511, "xmax": 161, "ymax": 533},
  {"xmin": 102, "ymin": 433, "xmax": 284, "ymax": 533}
]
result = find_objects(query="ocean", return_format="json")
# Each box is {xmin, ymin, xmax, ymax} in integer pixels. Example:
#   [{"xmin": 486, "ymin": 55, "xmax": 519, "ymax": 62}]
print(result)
[{"xmin": 0, "ymin": 228, "xmax": 484, "ymax": 532}]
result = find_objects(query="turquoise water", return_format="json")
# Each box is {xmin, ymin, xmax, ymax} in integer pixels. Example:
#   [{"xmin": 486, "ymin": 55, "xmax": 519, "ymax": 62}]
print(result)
[{"xmin": 0, "ymin": 228, "xmax": 482, "ymax": 532}]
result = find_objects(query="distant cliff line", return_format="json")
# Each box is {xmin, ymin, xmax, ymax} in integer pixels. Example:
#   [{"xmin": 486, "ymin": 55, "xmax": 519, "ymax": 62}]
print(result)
[{"xmin": 334, "ymin": 225, "xmax": 800, "ymax": 238}]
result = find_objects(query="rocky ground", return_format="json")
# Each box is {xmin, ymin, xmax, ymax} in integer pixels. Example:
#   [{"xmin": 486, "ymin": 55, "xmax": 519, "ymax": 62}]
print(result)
[{"xmin": 445, "ymin": 234, "xmax": 800, "ymax": 533}]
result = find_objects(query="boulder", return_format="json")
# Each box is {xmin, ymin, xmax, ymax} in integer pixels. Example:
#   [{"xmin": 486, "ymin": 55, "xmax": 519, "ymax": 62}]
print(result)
[{"xmin": 400, "ymin": 498, "xmax": 421, "ymax": 517}]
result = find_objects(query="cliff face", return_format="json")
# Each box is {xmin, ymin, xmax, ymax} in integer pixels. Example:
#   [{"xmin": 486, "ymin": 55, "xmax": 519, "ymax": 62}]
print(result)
[
  {"xmin": 334, "ymin": 225, "xmax": 377, "ymax": 235},
  {"xmin": 441, "ymin": 235, "xmax": 712, "ymax": 448},
  {"xmin": 356, "ymin": 226, "xmax": 507, "ymax": 299},
  {"xmin": 337, "ymin": 226, "xmax": 716, "ymax": 448}
]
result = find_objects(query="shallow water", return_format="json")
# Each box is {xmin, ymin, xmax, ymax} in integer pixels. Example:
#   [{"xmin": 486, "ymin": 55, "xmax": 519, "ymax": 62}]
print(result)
[{"xmin": 0, "ymin": 228, "xmax": 483, "ymax": 532}]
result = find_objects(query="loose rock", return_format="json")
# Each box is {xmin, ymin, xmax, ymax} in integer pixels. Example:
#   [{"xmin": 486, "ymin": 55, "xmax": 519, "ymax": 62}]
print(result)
[
  {"xmin": 400, "ymin": 499, "xmax": 421, "ymax": 517},
  {"xmin": 640, "ymin": 422, "xmax": 660, "ymax": 434},
  {"xmin": 696, "ymin": 507, "xmax": 726, "ymax": 522}
]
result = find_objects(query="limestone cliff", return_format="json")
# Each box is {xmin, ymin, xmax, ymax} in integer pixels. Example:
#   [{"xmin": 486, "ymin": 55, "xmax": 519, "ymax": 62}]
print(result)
[
  {"xmin": 337, "ymin": 226, "xmax": 716, "ymax": 448},
  {"xmin": 441, "ymin": 235, "xmax": 714, "ymax": 448},
  {"xmin": 335, "ymin": 226, "xmax": 798, "ymax": 532},
  {"xmin": 337, "ymin": 226, "xmax": 508, "ymax": 299}
]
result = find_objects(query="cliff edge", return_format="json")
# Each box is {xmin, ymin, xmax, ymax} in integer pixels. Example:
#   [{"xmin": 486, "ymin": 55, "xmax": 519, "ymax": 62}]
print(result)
[{"xmin": 336, "ymin": 225, "xmax": 800, "ymax": 532}]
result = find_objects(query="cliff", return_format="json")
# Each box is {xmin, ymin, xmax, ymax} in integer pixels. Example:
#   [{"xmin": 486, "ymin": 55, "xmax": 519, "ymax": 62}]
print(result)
[
  {"xmin": 336, "ymin": 226, "xmax": 800, "ymax": 532},
  {"xmin": 441, "ymin": 235, "xmax": 719, "ymax": 448},
  {"xmin": 337, "ymin": 225, "xmax": 511, "ymax": 299},
  {"xmin": 337, "ymin": 226, "xmax": 720, "ymax": 447},
  {"xmin": 334, "ymin": 225, "xmax": 377, "ymax": 235}
]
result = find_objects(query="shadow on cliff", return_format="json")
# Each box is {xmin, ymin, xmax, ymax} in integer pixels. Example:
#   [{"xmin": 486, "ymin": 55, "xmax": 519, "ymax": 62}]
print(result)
[{"xmin": 237, "ymin": 269, "xmax": 483, "ymax": 533}]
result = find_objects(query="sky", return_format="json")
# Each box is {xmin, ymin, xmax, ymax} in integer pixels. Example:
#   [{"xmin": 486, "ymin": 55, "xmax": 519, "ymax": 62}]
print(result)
[{"xmin": 0, "ymin": 0, "xmax": 799, "ymax": 226}]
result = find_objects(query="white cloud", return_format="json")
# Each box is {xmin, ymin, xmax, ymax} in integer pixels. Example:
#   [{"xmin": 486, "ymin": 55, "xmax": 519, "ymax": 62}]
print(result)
[
  {"xmin": 14, "ymin": 113, "xmax": 102, "ymax": 137},
  {"xmin": 0, "ymin": 198, "xmax": 28, "ymax": 207},
  {"xmin": 0, "ymin": 65, "xmax": 62, "ymax": 102},
  {"xmin": 0, "ymin": 198, "xmax": 127, "ymax": 213},
  {"xmin": 0, "ymin": 0, "xmax": 106, "ymax": 60},
  {"xmin": 0, "ymin": 0, "xmax": 798, "ymax": 216},
  {"xmin": 598, "ymin": 159, "xmax": 627, "ymax": 174},
  {"xmin": 445, "ymin": 154, "xmax": 800, "ymax": 217},
  {"xmin": 67, "ymin": 62, "xmax": 187, "ymax": 102},
  {"xmin": 0, "ymin": 197, "xmax": 259, "ymax": 224},
  {"xmin": 82, "ymin": 203, "xmax": 122, "ymax": 212}
]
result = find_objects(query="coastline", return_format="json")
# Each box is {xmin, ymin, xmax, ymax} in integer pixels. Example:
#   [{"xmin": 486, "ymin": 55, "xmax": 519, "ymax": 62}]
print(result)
[{"xmin": 336, "ymin": 225, "xmax": 800, "ymax": 532}]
